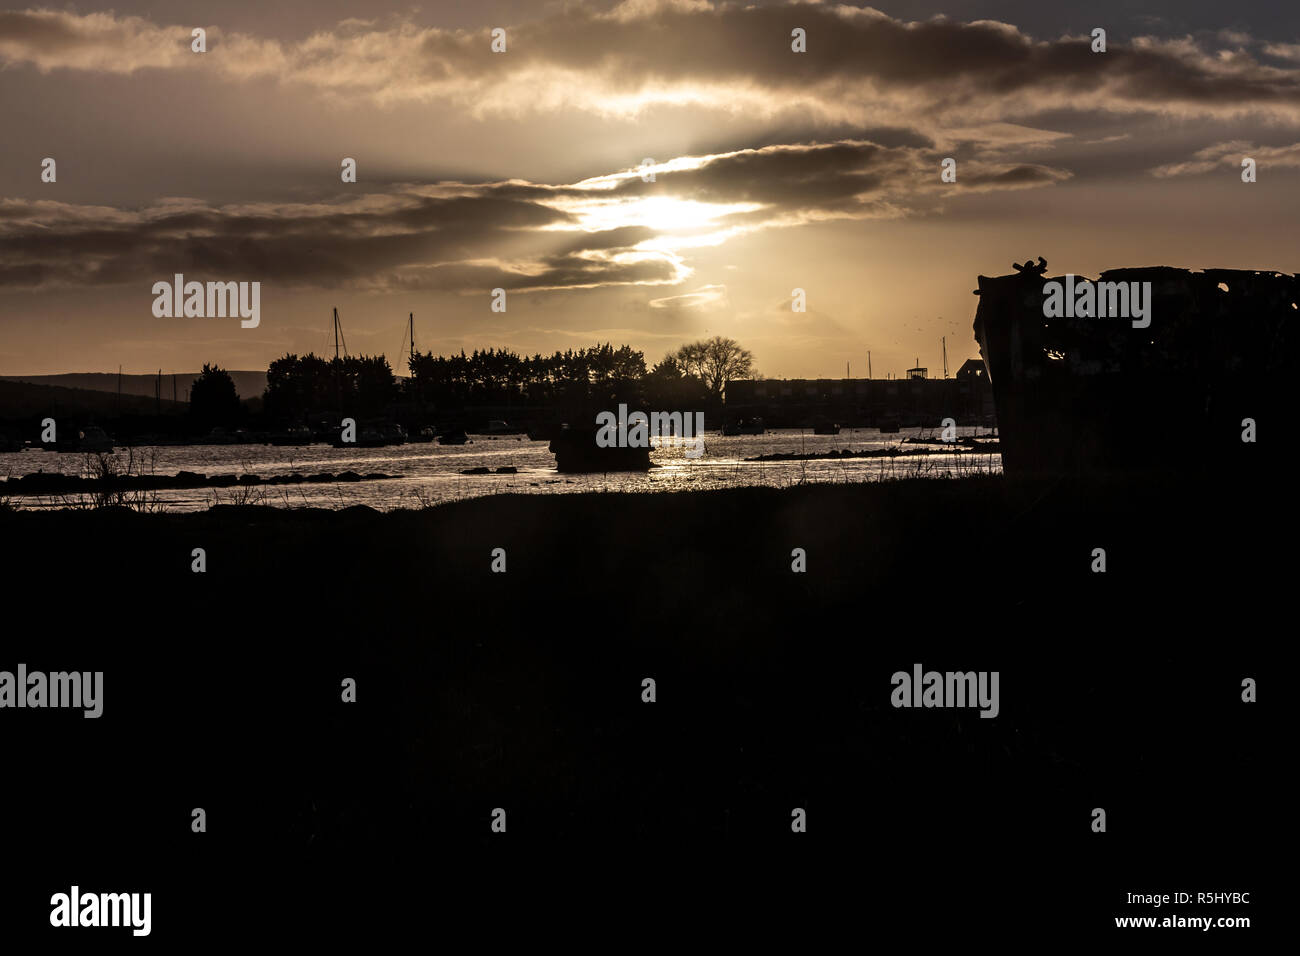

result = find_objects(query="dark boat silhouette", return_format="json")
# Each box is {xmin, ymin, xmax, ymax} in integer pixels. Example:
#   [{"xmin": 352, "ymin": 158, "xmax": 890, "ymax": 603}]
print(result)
[
  {"xmin": 269, "ymin": 425, "xmax": 314, "ymax": 446},
  {"xmin": 437, "ymin": 428, "xmax": 469, "ymax": 445},
  {"xmin": 330, "ymin": 422, "xmax": 407, "ymax": 447},
  {"xmin": 973, "ymin": 263, "xmax": 1297, "ymax": 478},
  {"xmin": 54, "ymin": 425, "xmax": 116, "ymax": 452},
  {"xmin": 549, "ymin": 424, "xmax": 651, "ymax": 472},
  {"xmin": 362, "ymin": 423, "xmax": 407, "ymax": 447},
  {"xmin": 722, "ymin": 417, "xmax": 765, "ymax": 436},
  {"xmin": 527, "ymin": 424, "xmax": 562, "ymax": 442},
  {"xmin": 204, "ymin": 427, "xmax": 256, "ymax": 445}
]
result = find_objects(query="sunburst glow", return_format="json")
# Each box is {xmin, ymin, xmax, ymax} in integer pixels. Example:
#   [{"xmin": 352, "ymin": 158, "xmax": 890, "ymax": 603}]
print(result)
[{"xmin": 549, "ymin": 194, "xmax": 763, "ymax": 234}]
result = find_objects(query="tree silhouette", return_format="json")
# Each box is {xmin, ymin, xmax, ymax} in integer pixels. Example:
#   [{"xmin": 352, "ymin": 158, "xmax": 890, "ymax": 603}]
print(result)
[
  {"xmin": 644, "ymin": 354, "xmax": 709, "ymax": 410},
  {"xmin": 674, "ymin": 336, "xmax": 754, "ymax": 401},
  {"xmin": 189, "ymin": 363, "xmax": 241, "ymax": 431}
]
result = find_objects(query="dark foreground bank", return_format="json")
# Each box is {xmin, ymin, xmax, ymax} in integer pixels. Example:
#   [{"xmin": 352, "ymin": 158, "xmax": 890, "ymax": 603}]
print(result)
[{"xmin": 0, "ymin": 476, "xmax": 1279, "ymax": 941}]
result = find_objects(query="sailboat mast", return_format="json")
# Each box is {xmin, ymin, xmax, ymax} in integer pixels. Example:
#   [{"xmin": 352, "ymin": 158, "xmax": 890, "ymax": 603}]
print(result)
[{"xmin": 334, "ymin": 308, "xmax": 340, "ymax": 361}]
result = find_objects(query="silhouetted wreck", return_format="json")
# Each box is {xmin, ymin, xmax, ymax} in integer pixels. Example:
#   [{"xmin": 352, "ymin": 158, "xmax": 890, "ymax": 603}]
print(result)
[
  {"xmin": 973, "ymin": 263, "xmax": 1296, "ymax": 477},
  {"xmin": 549, "ymin": 424, "xmax": 652, "ymax": 472}
]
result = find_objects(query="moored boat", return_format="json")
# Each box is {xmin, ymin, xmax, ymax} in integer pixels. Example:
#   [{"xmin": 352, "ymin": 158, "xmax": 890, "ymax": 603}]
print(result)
[
  {"xmin": 55, "ymin": 425, "xmax": 116, "ymax": 453},
  {"xmin": 269, "ymin": 425, "xmax": 314, "ymax": 446},
  {"xmin": 549, "ymin": 424, "xmax": 652, "ymax": 472},
  {"xmin": 527, "ymin": 424, "xmax": 561, "ymax": 442},
  {"xmin": 722, "ymin": 417, "xmax": 765, "ymax": 436}
]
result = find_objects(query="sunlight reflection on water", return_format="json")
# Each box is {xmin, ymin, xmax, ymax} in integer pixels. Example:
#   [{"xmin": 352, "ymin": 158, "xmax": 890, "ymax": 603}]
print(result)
[{"xmin": 1, "ymin": 427, "xmax": 1000, "ymax": 512}]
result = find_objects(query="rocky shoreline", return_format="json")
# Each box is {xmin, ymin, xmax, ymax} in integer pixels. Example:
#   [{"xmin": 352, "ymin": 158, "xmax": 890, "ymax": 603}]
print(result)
[
  {"xmin": 745, "ymin": 441, "xmax": 998, "ymax": 463},
  {"xmin": 0, "ymin": 469, "xmax": 402, "ymax": 495}
]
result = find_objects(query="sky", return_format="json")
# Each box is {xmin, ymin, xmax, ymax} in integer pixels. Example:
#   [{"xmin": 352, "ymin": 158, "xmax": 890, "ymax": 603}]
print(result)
[{"xmin": 1, "ymin": 0, "xmax": 1297, "ymax": 379}]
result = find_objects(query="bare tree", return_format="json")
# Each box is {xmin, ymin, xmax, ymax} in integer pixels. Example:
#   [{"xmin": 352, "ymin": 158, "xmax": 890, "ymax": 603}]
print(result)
[{"xmin": 673, "ymin": 336, "xmax": 754, "ymax": 400}]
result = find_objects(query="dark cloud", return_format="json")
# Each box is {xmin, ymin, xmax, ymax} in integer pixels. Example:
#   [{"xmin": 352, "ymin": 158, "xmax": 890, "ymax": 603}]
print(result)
[
  {"xmin": 0, "ymin": 193, "xmax": 578, "ymax": 289},
  {"xmin": 0, "ymin": 137, "xmax": 1070, "ymax": 292},
  {"xmin": 616, "ymin": 141, "xmax": 1070, "ymax": 210},
  {"xmin": 3, "ymin": 4, "xmax": 1297, "ymax": 125}
]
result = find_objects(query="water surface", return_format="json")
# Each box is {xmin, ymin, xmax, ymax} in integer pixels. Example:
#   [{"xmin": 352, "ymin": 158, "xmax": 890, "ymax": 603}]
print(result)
[{"xmin": 0, "ymin": 427, "xmax": 1001, "ymax": 511}]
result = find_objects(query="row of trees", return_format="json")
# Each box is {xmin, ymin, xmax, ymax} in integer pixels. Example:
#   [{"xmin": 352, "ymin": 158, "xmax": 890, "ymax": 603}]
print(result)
[
  {"xmin": 244, "ymin": 338, "xmax": 759, "ymax": 424},
  {"xmin": 193, "ymin": 337, "xmax": 756, "ymax": 427},
  {"xmin": 264, "ymin": 354, "xmax": 396, "ymax": 421},
  {"xmin": 406, "ymin": 344, "xmax": 647, "ymax": 408}
]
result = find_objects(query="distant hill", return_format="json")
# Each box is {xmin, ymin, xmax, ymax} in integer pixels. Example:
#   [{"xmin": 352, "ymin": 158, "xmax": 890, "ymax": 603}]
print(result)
[
  {"xmin": 0, "ymin": 371, "xmax": 268, "ymax": 401},
  {"xmin": 0, "ymin": 378, "xmax": 186, "ymax": 419}
]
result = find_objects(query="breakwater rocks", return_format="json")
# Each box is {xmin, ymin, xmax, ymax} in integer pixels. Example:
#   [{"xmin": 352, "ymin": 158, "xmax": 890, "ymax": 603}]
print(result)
[
  {"xmin": 902, "ymin": 437, "xmax": 1001, "ymax": 450},
  {"xmin": 1, "ymin": 469, "xmax": 401, "ymax": 495},
  {"xmin": 745, "ymin": 444, "xmax": 996, "ymax": 463}
]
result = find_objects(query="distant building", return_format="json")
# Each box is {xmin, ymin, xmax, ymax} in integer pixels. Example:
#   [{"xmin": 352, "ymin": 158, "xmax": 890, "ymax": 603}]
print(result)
[
  {"xmin": 727, "ymin": 361, "xmax": 995, "ymax": 427},
  {"xmin": 954, "ymin": 359, "xmax": 995, "ymax": 423}
]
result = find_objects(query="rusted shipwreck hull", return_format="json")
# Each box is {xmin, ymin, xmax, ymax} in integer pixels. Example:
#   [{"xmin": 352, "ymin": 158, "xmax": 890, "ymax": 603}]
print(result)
[{"xmin": 972, "ymin": 266, "xmax": 1296, "ymax": 478}]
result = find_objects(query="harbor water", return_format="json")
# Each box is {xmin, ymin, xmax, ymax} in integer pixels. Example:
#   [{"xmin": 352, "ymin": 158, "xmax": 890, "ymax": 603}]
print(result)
[{"xmin": 0, "ymin": 427, "xmax": 1001, "ymax": 512}]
